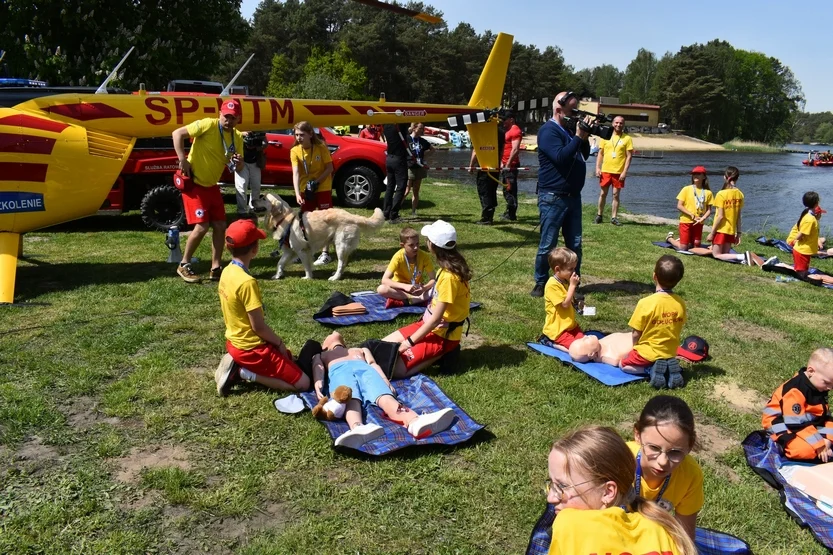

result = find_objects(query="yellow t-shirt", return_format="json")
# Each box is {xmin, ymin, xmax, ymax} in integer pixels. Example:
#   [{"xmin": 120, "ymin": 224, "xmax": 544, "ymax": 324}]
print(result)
[
  {"xmin": 600, "ymin": 133, "xmax": 634, "ymax": 174},
  {"xmin": 186, "ymin": 118, "xmax": 244, "ymax": 187},
  {"xmin": 711, "ymin": 188, "xmax": 744, "ymax": 235},
  {"xmin": 627, "ymin": 441, "xmax": 704, "ymax": 516},
  {"xmin": 676, "ymin": 185, "xmax": 714, "ymax": 224},
  {"xmin": 790, "ymin": 212, "xmax": 820, "ymax": 256},
  {"xmin": 629, "ymin": 292, "xmax": 686, "ymax": 361},
  {"xmin": 387, "ymin": 248, "xmax": 434, "ymax": 286},
  {"xmin": 542, "ymin": 276, "xmax": 578, "ymax": 341},
  {"xmin": 427, "ymin": 270, "xmax": 470, "ymax": 341},
  {"xmin": 218, "ymin": 263, "xmax": 265, "ymax": 351},
  {"xmin": 549, "ymin": 507, "xmax": 680, "ymax": 555},
  {"xmin": 290, "ymin": 143, "xmax": 333, "ymax": 193}
]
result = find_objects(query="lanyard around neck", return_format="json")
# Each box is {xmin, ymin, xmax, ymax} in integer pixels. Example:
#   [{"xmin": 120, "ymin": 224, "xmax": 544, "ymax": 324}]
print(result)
[
  {"xmin": 219, "ymin": 121, "xmax": 235, "ymax": 157},
  {"xmin": 404, "ymin": 253, "xmax": 418, "ymax": 285},
  {"xmin": 230, "ymin": 259, "xmax": 249, "ymax": 274},
  {"xmin": 634, "ymin": 450, "xmax": 671, "ymax": 503}
]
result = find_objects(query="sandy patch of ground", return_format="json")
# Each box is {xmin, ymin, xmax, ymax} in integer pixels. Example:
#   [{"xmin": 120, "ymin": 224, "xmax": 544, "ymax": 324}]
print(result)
[
  {"xmin": 13, "ymin": 436, "xmax": 61, "ymax": 474},
  {"xmin": 461, "ymin": 333, "xmax": 486, "ymax": 350},
  {"xmin": 220, "ymin": 502, "xmax": 290, "ymax": 540},
  {"xmin": 113, "ymin": 445, "xmax": 192, "ymax": 484},
  {"xmin": 721, "ymin": 319, "xmax": 786, "ymax": 343},
  {"xmin": 696, "ymin": 422, "xmax": 741, "ymax": 482},
  {"xmin": 521, "ymin": 132, "xmax": 724, "ymax": 152},
  {"xmin": 431, "ymin": 181, "xmax": 459, "ymax": 187},
  {"xmin": 62, "ymin": 396, "xmax": 123, "ymax": 428},
  {"xmin": 710, "ymin": 382, "xmax": 766, "ymax": 414}
]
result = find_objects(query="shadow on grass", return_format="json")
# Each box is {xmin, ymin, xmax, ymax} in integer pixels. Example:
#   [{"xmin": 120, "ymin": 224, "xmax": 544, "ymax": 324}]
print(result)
[
  {"xmin": 581, "ymin": 280, "xmax": 654, "ymax": 295},
  {"xmin": 683, "ymin": 363, "xmax": 726, "ymax": 383},
  {"xmin": 15, "ymin": 261, "xmax": 177, "ymax": 299},
  {"xmin": 450, "ymin": 345, "xmax": 529, "ymax": 373}
]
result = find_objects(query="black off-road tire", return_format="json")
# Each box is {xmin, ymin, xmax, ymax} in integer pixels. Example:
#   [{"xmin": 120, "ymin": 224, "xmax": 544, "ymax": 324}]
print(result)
[
  {"xmin": 334, "ymin": 164, "xmax": 382, "ymax": 208},
  {"xmin": 140, "ymin": 185, "xmax": 185, "ymax": 232}
]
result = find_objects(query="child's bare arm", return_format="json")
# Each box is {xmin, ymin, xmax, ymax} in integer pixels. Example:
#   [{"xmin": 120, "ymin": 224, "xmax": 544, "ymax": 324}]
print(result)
[
  {"xmin": 676, "ymin": 199, "xmax": 694, "ymax": 220},
  {"xmin": 560, "ymin": 273, "xmax": 581, "ymax": 308},
  {"xmin": 247, "ymin": 308, "xmax": 288, "ymax": 355},
  {"xmin": 631, "ymin": 329, "xmax": 642, "ymax": 344},
  {"xmin": 381, "ymin": 269, "xmax": 412, "ymax": 291},
  {"xmin": 312, "ymin": 354, "xmax": 326, "ymax": 399}
]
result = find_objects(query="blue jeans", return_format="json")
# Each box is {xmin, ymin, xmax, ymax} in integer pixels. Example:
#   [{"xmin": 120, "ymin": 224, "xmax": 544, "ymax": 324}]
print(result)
[{"xmin": 534, "ymin": 192, "xmax": 583, "ymax": 284}]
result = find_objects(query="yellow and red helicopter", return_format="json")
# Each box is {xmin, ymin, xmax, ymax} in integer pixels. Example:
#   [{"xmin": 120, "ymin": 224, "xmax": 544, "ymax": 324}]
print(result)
[{"xmin": 0, "ymin": 18, "xmax": 512, "ymax": 303}]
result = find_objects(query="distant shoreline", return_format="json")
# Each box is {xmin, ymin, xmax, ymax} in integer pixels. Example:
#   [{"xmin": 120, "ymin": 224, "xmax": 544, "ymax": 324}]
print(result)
[{"xmin": 521, "ymin": 132, "xmax": 725, "ymax": 152}]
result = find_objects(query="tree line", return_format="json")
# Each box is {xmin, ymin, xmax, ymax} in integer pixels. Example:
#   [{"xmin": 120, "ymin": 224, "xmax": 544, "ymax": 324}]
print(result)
[{"xmin": 1, "ymin": 0, "xmax": 806, "ymax": 144}]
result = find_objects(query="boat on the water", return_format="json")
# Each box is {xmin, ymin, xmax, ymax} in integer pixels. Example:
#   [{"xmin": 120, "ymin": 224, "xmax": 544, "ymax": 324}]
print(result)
[{"xmin": 803, "ymin": 159, "xmax": 833, "ymax": 167}]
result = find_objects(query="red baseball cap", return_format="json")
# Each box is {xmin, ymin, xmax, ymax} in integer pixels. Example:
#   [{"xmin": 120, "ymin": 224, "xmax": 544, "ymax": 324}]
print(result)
[
  {"xmin": 220, "ymin": 99, "xmax": 242, "ymax": 118},
  {"xmin": 677, "ymin": 335, "xmax": 709, "ymax": 362},
  {"xmin": 690, "ymin": 166, "xmax": 707, "ymax": 174},
  {"xmin": 226, "ymin": 219, "xmax": 266, "ymax": 248}
]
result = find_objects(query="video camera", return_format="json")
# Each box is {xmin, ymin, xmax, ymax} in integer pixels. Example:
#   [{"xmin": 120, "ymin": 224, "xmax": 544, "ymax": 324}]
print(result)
[
  {"xmin": 563, "ymin": 109, "xmax": 614, "ymax": 141},
  {"xmin": 244, "ymin": 131, "xmax": 266, "ymax": 149},
  {"xmin": 557, "ymin": 92, "xmax": 614, "ymax": 141}
]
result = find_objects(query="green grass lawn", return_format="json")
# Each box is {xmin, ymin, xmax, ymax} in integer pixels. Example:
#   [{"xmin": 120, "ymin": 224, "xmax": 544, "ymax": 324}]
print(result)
[{"xmin": 2, "ymin": 180, "xmax": 833, "ymax": 554}]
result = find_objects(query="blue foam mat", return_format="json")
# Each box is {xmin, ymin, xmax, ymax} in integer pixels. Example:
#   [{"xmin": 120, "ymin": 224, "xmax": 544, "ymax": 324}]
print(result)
[
  {"xmin": 299, "ymin": 373, "xmax": 484, "ymax": 456},
  {"xmin": 525, "ymin": 503, "xmax": 751, "ymax": 555},
  {"xmin": 526, "ymin": 341, "xmax": 645, "ymax": 386},
  {"xmin": 743, "ymin": 430, "xmax": 833, "ymax": 550},
  {"xmin": 314, "ymin": 292, "xmax": 481, "ymax": 326}
]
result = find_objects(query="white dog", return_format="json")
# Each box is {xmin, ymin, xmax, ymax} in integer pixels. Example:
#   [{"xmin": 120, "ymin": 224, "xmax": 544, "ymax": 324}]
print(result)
[{"xmin": 257, "ymin": 193, "xmax": 385, "ymax": 281}]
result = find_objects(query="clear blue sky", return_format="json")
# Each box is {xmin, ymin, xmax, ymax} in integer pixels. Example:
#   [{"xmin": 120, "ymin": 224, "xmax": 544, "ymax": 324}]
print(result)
[{"xmin": 240, "ymin": 0, "xmax": 831, "ymax": 113}]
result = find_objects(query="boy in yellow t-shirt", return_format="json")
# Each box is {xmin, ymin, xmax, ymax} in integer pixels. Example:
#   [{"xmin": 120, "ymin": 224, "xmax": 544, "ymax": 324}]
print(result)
[
  {"xmin": 538, "ymin": 247, "xmax": 583, "ymax": 351},
  {"xmin": 377, "ymin": 227, "xmax": 436, "ymax": 309},
  {"xmin": 622, "ymin": 255, "xmax": 686, "ymax": 380},
  {"xmin": 215, "ymin": 219, "xmax": 311, "ymax": 397}
]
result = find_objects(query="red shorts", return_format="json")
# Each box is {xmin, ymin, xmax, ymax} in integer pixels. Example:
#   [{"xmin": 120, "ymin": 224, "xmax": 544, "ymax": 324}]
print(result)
[
  {"xmin": 712, "ymin": 232, "xmax": 737, "ymax": 245},
  {"xmin": 600, "ymin": 173, "xmax": 625, "ymax": 189},
  {"xmin": 397, "ymin": 320, "xmax": 460, "ymax": 370},
  {"xmin": 793, "ymin": 251, "xmax": 812, "ymax": 272},
  {"xmin": 679, "ymin": 222, "xmax": 704, "ymax": 247},
  {"xmin": 182, "ymin": 184, "xmax": 226, "ymax": 225},
  {"xmin": 300, "ymin": 190, "xmax": 333, "ymax": 213},
  {"xmin": 620, "ymin": 349, "xmax": 653, "ymax": 369},
  {"xmin": 554, "ymin": 326, "xmax": 585, "ymax": 349},
  {"xmin": 226, "ymin": 341, "xmax": 303, "ymax": 385}
]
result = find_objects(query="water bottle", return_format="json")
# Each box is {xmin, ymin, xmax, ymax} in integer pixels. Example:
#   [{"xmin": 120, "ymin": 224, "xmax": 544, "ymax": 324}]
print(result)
[
  {"xmin": 775, "ymin": 275, "xmax": 798, "ymax": 283},
  {"xmin": 166, "ymin": 226, "xmax": 182, "ymax": 263}
]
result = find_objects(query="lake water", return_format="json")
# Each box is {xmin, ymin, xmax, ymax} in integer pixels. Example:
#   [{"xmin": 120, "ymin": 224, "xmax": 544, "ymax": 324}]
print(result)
[{"xmin": 426, "ymin": 148, "xmax": 833, "ymax": 235}]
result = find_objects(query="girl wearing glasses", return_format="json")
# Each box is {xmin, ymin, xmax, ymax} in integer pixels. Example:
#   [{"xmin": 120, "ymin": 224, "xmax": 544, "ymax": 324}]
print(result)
[
  {"xmin": 547, "ymin": 426, "xmax": 696, "ymax": 555},
  {"xmin": 630, "ymin": 395, "xmax": 703, "ymax": 543}
]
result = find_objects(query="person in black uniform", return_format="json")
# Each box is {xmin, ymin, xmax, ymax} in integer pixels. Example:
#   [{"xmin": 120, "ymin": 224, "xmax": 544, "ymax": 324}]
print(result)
[
  {"xmin": 468, "ymin": 119, "xmax": 506, "ymax": 225},
  {"xmin": 383, "ymin": 123, "xmax": 411, "ymax": 223}
]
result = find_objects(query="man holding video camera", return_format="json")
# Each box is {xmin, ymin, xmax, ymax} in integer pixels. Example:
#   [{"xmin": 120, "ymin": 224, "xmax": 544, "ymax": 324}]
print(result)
[{"xmin": 530, "ymin": 91, "xmax": 591, "ymax": 298}]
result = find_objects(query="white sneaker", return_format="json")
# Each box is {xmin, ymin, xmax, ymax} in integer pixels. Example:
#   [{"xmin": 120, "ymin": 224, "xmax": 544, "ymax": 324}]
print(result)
[
  {"xmin": 313, "ymin": 252, "xmax": 332, "ymax": 266},
  {"xmin": 334, "ymin": 423, "xmax": 384, "ymax": 449},
  {"xmin": 407, "ymin": 408, "xmax": 456, "ymax": 438},
  {"xmin": 764, "ymin": 256, "xmax": 780, "ymax": 267}
]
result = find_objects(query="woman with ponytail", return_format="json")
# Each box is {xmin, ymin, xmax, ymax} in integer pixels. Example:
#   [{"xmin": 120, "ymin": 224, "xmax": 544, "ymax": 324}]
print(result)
[
  {"xmin": 787, "ymin": 191, "xmax": 825, "ymax": 277},
  {"xmin": 546, "ymin": 426, "xmax": 696, "ymax": 555},
  {"xmin": 705, "ymin": 166, "xmax": 744, "ymax": 262}
]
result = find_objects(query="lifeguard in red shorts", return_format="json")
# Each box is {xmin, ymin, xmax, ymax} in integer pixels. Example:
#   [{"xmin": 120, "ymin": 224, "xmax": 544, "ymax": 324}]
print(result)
[
  {"xmin": 172, "ymin": 99, "xmax": 244, "ymax": 283},
  {"xmin": 594, "ymin": 116, "xmax": 633, "ymax": 226}
]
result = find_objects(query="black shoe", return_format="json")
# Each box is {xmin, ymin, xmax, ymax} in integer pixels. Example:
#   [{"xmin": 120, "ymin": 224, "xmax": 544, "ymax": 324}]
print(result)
[
  {"xmin": 594, "ymin": 214, "xmax": 603, "ymax": 224},
  {"xmin": 530, "ymin": 283, "xmax": 545, "ymax": 297},
  {"xmin": 475, "ymin": 220, "xmax": 493, "ymax": 225},
  {"xmin": 610, "ymin": 217, "xmax": 622, "ymax": 226}
]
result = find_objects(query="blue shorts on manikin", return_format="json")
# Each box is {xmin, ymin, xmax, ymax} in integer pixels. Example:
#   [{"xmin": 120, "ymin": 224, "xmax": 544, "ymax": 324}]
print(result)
[
  {"xmin": 328, "ymin": 359, "xmax": 394, "ymax": 407},
  {"xmin": 534, "ymin": 192, "xmax": 583, "ymax": 284}
]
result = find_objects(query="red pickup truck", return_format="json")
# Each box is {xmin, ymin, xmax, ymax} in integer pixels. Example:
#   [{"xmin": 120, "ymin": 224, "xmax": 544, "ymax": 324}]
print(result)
[{"xmin": 119, "ymin": 126, "xmax": 388, "ymax": 230}]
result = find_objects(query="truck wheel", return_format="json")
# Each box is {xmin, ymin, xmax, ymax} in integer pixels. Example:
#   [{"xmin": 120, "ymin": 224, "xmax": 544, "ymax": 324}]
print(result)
[
  {"xmin": 335, "ymin": 165, "xmax": 381, "ymax": 208},
  {"xmin": 140, "ymin": 185, "xmax": 185, "ymax": 231}
]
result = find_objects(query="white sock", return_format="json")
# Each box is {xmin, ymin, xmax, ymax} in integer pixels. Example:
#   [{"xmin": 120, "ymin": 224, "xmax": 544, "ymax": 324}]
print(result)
[
  {"xmin": 240, "ymin": 368, "xmax": 257, "ymax": 381},
  {"xmin": 734, "ymin": 253, "xmax": 744, "ymax": 261}
]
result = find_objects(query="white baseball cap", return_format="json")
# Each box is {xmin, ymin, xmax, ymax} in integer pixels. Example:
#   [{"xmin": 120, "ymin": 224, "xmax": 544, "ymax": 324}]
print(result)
[{"xmin": 421, "ymin": 220, "xmax": 457, "ymax": 249}]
